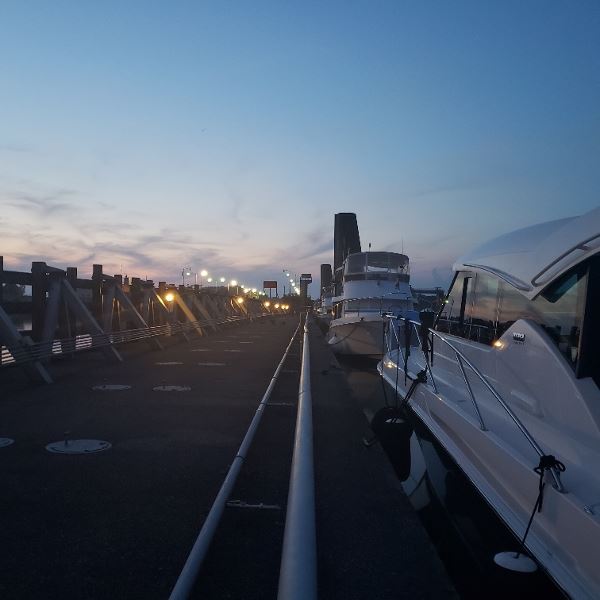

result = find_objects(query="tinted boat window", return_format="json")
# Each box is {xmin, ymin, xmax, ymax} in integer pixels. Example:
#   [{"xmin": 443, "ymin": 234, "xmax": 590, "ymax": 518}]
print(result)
[
  {"xmin": 436, "ymin": 272, "xmax": 473, "ymax": 336},
  {"xmin": 466, "ymin": 273, "xmax": 500, "ymax": 345},
  {"xmin": 346, "ymin": 254, "xmax": 366, "ymax": 274},
  {"xmin": 497, "ymin": 265, "xmax": 588, "ymax": 371}
]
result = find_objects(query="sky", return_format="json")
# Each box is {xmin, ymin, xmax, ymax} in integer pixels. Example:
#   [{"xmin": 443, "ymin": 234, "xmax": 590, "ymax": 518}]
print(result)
[{"xmin": 1, "ymin": 1, "xmax": 599, "ymax": 294}]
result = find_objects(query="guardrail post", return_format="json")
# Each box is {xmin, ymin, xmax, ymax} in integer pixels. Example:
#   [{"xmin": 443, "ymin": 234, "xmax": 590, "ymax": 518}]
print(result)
[
  {"xmin": 92, "ymin": 264, "xmax": 104, "ymax": 322},
  {"xmin": 31, "ymin": 261, "xmax": 47, "ymax": 342}
]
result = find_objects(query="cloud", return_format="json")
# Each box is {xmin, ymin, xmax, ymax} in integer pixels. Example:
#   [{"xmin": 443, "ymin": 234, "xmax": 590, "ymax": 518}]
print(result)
[{"xmin": 4, "ymin": 187, "xmax": 79, "ymax": 216}]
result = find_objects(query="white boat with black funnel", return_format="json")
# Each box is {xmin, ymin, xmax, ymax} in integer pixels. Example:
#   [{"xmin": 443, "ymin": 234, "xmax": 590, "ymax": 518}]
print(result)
[
  {"xmin": 377, "ymin": 207, "xmax": 600, "ymax": 599},
  {"xmin": 328, "ymin": 250, "xmax": 415, "ymax": 357}
]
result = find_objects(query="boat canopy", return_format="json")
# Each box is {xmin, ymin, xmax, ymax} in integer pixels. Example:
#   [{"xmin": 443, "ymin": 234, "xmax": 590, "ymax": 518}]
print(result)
[
  {"xmin": 455, "ymin": 206, "xmax": 600, "ymax": 299},
  {"xmin": 344, "ymin": 252, "xmax": 409, "ymax": 276}
]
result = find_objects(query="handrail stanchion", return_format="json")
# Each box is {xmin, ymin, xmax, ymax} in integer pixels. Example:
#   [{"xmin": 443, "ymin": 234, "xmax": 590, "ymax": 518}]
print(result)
[{"xmin": 277, "ymin": 313, "xmax": 317, "ymax": 600}]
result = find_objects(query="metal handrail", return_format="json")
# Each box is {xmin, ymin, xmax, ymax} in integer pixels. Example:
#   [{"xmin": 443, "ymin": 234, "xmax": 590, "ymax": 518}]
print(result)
[
  {"xmin": 169, "ymin": 315, "xmax": 303, "ymax": 600},
  {"xmin": 277, "ymin": 313, "xmax": 317, "ymax": 600},
  {"xmin": 1, "ymin": 314, "xmax": 267, "ymax": 367},
  {"xmin": 332, "ymin": 290, "xmax": 412, "ymax": 306},
  {"xmin": 384, "ymin": 316, "xmax": 564, "ymax": 492}
]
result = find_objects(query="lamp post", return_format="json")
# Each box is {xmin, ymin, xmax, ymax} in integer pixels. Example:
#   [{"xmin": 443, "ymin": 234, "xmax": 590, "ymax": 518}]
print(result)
[{"xmin": 200, "ymin": 269, "xmax": 208, "ymax": 286}]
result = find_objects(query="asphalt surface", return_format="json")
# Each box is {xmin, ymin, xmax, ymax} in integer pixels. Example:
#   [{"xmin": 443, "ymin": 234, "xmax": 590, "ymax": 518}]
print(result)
[{"xmin": 0, "ymin": 315, "xmax": 454, "ymax": 599}]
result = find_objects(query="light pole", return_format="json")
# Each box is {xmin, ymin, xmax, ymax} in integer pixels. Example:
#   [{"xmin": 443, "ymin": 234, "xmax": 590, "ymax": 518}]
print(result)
[{"xmin": 200, "ymin": 269, "xmax": 208, "ymax": 287}]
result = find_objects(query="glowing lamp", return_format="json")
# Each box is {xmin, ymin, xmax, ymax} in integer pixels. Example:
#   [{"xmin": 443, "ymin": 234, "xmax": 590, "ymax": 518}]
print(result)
[
  {"xmin": 236, "ymin": 297, "xmax": 244, "ymax": 304},
  {"xmin": 165, "ymin": 292, "xmax": 175, "ymax": 302},
  {"xmin": 200, "ymin": 270, "xmax": 208, "ymax": 277}
]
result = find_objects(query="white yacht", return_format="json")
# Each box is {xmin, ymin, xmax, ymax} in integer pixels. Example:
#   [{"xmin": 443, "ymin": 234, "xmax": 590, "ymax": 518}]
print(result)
[
  {"xmin": 328, "ymin": 251, "xmax": 415, "ymax": 357},
  {"xmin": 379, "ymin": 207, "xmax": 600, "ymax": 599}
]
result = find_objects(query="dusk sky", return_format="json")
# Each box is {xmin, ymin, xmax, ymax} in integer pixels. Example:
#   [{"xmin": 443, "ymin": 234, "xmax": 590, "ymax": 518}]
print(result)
[{"xmin": 1, "ymin": 1, "xmax": 599, "ymax": 293}]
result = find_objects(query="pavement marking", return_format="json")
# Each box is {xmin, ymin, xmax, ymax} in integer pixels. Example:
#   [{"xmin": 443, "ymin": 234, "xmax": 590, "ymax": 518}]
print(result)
[
  {"xmin": 216, "ymin": 340, "xmax": 228, "ymax": 343},
  {"xmin": 239, "ymin": 341, "xmax": 254, "ymax": 344},
  {"xmin": 155, "ymin": 361, "xmax": 184, "ymax": 365},
  {"xmin": 223, "ymin": 349, "xmax": 242, "ymax": 353},
  {"xmin": 226, "ymin": 500, "xmax": 281, "ymax": 510},
  {"xmin": 46, "ymin": 439, "xmax": 112, "ymax": 454},
  {"xmin": 0, "ymin": 438, "xmax": 15, "ymax": 449},
  {"xmin": 197, "ymin": 362, "xmax": 226, "ymax": 367},
  {"xmin": 153, "ymin": 385, "xmax": 191, "ymax": 392},
  {"xmin": 190, "ymin": 348, "xmax": 210, "ymax": 352},
  {"xmin": 92, "ymin": 384, "xmax": 132, "ymax": 391}
]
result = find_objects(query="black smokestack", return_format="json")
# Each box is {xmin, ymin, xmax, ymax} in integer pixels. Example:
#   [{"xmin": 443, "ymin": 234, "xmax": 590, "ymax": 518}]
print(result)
[
  {"xmin": 320, "ymin": 263, "xmax": 332, "ymax": 299},
  {"xmin": 334, "ymin": 213, "xmax": 361, "ymax": 294},
  {"xmin": 334, "ymin": 213, "xmax": 361, "ymax": 273}
]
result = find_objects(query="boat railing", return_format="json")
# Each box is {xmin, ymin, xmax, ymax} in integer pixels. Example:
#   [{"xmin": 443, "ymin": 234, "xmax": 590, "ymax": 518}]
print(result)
[
  {"xmin": 332, "ymin": 292, "xmax": 411, "ymax": 318},
  {"xmin": 383, "ymin": 315, "xmax": 565, "ymax": 492}
]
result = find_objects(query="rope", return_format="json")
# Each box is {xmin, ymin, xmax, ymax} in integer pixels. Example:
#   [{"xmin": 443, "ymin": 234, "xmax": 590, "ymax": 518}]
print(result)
[{"xmin": 516, "ymin": 454, "xmax": 566, "ymax": 558}]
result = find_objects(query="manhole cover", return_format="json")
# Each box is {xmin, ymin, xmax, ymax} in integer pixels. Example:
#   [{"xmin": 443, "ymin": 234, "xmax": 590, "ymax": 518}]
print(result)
[
  {"xmin": 92, "ymin": 384, "xmax": 131, "ymax": 391},
  {"xmin": 153, "ymin": 385, "xmax": 191, "ymax": 392},
  {"xmin": 197, "ymin": 362, "xmax": 226, "ymax": 367},
  {"xmin": 46, "ymin": 439, "xmax": 111, "ymax": 454},
  {"xmin": 155, "ymin": 362, "xmax": 183, "ymax": 365},
  {"xmin": 0, "ymin": 438, "xmax": 15, "ymax": 448}
]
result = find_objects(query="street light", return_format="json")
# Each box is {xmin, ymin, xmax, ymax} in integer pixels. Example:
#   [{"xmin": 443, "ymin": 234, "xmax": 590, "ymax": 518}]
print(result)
[
  {"xmin": 165, "ymin": 292, "xmax": 175, "ymax": 303},
  {"xmin": 200, "ymin": 269, "xmax": 208, "ymax": 286}
]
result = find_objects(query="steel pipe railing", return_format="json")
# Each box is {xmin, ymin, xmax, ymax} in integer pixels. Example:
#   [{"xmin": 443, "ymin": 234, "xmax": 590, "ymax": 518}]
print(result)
[
  {"xmin": 1, "ymin": 314, "xmax": 268, "ymax": 367},
  {"xmin": 168, "ymin": 315, "xmax": 303, "ymax": 600},
  {"xmin": 384, "ymin": 316, "xmax": 564, "ymax": 491},
  {"xmin": 277, "ymin": 313, "xmax": 317, "ymax": 600}
]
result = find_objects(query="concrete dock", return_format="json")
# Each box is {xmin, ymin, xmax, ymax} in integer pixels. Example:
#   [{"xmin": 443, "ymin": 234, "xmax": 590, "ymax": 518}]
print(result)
[{"xmin": 0, "ymin": 316, "xmax": 454, "ymax": 599}]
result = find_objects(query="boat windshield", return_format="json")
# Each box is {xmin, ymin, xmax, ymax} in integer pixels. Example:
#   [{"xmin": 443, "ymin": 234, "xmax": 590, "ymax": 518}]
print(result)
[
  {"xmin": 436, "ymin": 257, "xmax": 599, "ymax": 385},
  {"xmin": 345, "ymin": 252, "xmax": 409, "ymax": 276}
]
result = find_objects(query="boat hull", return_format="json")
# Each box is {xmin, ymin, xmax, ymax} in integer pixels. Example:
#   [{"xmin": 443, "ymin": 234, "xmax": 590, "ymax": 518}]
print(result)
[
  {"xmin": 378, "ymin": 378, "xmax": 564, "ymax": 598},
  {"xmin": 327, "ymin": 316, "xmax": 385, "ymax": 357}
]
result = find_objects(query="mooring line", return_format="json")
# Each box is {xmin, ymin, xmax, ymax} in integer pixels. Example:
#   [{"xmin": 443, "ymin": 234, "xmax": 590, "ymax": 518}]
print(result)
[{"xmin": 169, "ymin": 315, "xmax": 303, "ymax": 600}]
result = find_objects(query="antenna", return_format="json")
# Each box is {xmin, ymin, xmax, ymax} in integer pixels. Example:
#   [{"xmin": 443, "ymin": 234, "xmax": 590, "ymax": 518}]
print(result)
[
  {"xmin": 401, "ymin": 237, "xmax": 404, "ymax": 254},
  {"xmin": 369, "ymin": 243, "xmax": 371, "ymax": 251}
]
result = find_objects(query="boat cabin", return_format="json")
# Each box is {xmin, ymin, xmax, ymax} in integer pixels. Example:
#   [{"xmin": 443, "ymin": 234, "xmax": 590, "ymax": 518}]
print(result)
[
  {"xmin": 343, "ymin": 251, "xmax": 409, "ymax": 282},
  {"xmin": 436, "ymin": 209, "xmax": 600, "ymax": 386}
]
